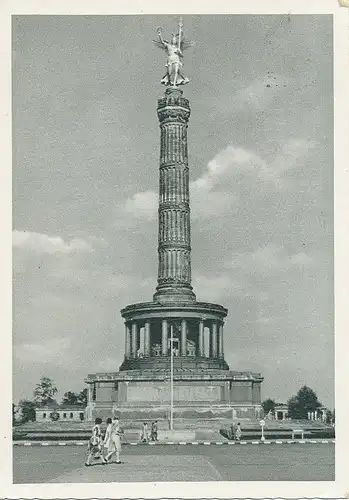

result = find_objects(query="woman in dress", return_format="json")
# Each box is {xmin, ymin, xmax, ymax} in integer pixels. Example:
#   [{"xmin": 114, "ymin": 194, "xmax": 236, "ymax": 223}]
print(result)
[
  {"xmin": 103, "ymin": 416, "xmax": 123, "ymax": 464},
  {"xmin": 85, "ymin": 417, "xmax": 103, "ymax": 466},
  {"xmin": 102, "ymin": 417, "xmax": 113, "ymax": 463},
  {"xmin": 141, "ymin": 422, "xmax": 149, "ymax": 443}
]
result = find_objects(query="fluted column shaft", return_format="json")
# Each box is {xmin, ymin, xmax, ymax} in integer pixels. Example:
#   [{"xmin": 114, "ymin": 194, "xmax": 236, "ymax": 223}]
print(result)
[
  {"xmin": 162, "ymin": 319, "xmax": 168, "ymax": 356},
  {"xmin": 218, "ymin": 322, "xmax": 224, "ymax": 358},
  {"xmin": 125, "ymin": 323, "xmax": 131, "ymax": 359},
  {"xmin": 88, "ymin": 384, "xmax": 93, "ymax": 403},
  {"xmin": 144, "ymin": 321, "xmax": 151, "ymax": 357},
  {"xmin": 154, "ymin": 88, "xmax": 196, "ymax": 303},
  {"xmin": 199, "ymin": 320, "xmax": 204, "ymax": 357},
  {"xmin": 131, "ymin": 322, "xmax": 138, "ymax": 359},
  {"xmin": 181, "ymin": 319, "xmax": 187, "ymax": 356},
  {"xmin": 211, "ymin": 322, "xmax": 218, "ymax": 358}
]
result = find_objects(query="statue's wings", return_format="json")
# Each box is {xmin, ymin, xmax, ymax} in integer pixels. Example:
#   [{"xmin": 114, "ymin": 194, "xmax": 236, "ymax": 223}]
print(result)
[
  {"xmin": 153, "ymin": 40, "xmax": 167, "ymax": 50},
  {"xmin": 180, "ymin": 36, "xmax": 195, "ymax": 51}
]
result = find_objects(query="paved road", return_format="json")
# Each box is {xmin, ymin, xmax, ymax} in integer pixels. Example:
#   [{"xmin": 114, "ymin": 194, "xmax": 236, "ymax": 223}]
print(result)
[{"xmin": 13, "ymin": 443, "xmax": 335, "ymax": 483}]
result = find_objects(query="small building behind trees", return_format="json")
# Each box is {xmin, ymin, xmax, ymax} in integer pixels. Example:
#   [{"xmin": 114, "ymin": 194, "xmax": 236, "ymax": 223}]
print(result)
[{"xmin": 35, "ymin": 403, "xmax": 86, "ymax": 422}]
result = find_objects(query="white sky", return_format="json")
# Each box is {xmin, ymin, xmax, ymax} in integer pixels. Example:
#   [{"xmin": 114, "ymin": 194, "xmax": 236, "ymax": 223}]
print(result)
[{"xmin": 12, "ymin": 14, "xmax": 334, "ymax": 407}]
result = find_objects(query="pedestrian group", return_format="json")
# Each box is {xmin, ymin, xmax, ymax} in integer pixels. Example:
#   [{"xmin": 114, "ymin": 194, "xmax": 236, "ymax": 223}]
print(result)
[
  {"xmin": 85, "ymin": 415, "xmax": 124, "ymax": 466},
  {"xmin": 85, "ymin": 417, "xmax": 159, "ymax": 466}
]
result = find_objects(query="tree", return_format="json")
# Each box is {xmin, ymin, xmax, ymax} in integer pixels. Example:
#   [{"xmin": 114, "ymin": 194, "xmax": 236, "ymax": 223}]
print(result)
[
  {"xmin": 18, "ymin": 400, "xmax": 36, "ymax": 423},
  {"xmin": 287, "ymin": 385, "xmax": 321, "ymax": 420},
  {"xmin": 61, "ymin": 388, "xmax": 88, "ymax": 406},
  {"xmin": 262, "ymin": 398, "xmax": 276, "ymax": 416},
  {"xmin": 77, "ymin": 388, "xmax": 88, "ymax": 405},
  {"xmin": 62, "ymin": 391, "xmax": 78, "ymax": 405},
  {"xmin": 325, "ymin": 410, "xmax": 333, "ymax": 425},
  {"xmin": 297, "ymin": 385, "xmax": 321, "ymax": 414},
  {"xmin": 287, "ymin": 395, "xmax": 303, "ymax": 419},
  {"xmin": 34, "ymin": 377, "xmax": 58, "ymax": 406}
]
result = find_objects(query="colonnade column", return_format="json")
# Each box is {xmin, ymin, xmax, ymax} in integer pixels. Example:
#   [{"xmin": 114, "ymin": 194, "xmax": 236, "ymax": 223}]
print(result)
[
  {"xmin": 181, "ymin": 319, "xmax": 187, "ymax": 356},
  {"xmin": 88, "ymin": 384, "xmax": 93, "ymax": 403},
  {"xmin": 218, "ymin": 322, "xmax": 224, "ymax": 358},
  {"xmin": 131, "ymin": 322, "xmax": 138, "ymax": 359},
  {"xmin": 211, "ymin": 321, "xmax": 218, "ymax": 358},
  {"xmin": 125, "ymin": 322, "xmax": 131, "ymax": 359},
  {"xmin": 144, "ymin": 321, "xmax": 151, "ymax": 357},
  {"xmin": 162, "ymin": 319, "xmax": 168, "ymax": 355},
  {"xmin": 199, "ymin": 320, "xmax": 204, "ymax": 357}
]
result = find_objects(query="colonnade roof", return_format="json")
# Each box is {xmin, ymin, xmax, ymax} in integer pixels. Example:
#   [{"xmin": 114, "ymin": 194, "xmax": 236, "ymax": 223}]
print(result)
[{"xmin": 121, "ymin": 300, "xmax": 228, "ymax": 320}]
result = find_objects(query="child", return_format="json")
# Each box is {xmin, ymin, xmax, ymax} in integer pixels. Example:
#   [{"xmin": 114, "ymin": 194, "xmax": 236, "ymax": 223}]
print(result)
[
  {"xmin": 85, "ymin": 417, "xmax": 103, "ymax": 466},
  {"xmin": 104, "ymin": 416, "xmax": 124, "ymax": 464}
]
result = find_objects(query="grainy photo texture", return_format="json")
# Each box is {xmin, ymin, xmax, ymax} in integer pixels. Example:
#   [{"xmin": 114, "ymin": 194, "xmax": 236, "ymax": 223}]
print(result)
[{"xmin": 12, "ymin": 14, "xmax": 334, "ymax": 483}]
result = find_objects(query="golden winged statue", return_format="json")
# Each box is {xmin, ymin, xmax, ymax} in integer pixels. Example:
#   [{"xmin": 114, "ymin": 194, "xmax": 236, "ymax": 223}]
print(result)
[{"xmin": 153, "ymin": 17, "xmax": 194, "ymax": 87}]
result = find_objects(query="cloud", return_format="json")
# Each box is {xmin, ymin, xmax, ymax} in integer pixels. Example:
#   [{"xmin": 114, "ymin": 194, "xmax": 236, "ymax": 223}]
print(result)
[
  {"xmin": 193, "ymin": 245, "xmax": 313, "ymax": 305},
  {"xmin": 114, "ymin": 138, "xmax": 316, "ymax": 223},
  {"xmin": 227, "ymin": 244, "xmax": 313, "ymax": 275},
  {"xmin": 270, "ymin": 138, "xmax": 317, "ymax": 180},
  {"xmin": 213, "ymin": 74, "xmax": 292, "ymax": 114},
  {"xmin": 13, "ymin": 230, "xmax": 93, "ymax": 254},
  {"xmin": 123, "ymin": 191, "xmax": 158, "ymax": 220},
  {"xmin": 190, "ymin": 145, "xmax": 271, "ymax": 218},
  {"xmin": 16, "ymin": 337, "xmax": 71, "ymax": 363}
]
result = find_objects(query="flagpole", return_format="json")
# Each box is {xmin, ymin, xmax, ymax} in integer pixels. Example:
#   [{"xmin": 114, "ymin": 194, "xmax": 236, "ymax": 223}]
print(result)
[{"xmin": 170, "ymin": 325, "xmax": 174, "ymax": 431}]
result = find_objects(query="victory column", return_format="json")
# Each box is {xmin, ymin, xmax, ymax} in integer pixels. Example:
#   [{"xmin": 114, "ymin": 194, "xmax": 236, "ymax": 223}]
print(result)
[{"xmin": 85, "ymin": 19, "xmax": 263, "ymax": 422}]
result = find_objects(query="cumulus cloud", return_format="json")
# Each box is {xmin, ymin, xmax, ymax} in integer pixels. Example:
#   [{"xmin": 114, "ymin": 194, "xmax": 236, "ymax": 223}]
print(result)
[
  {"xmin": 116, "ymin": 138, "xmax": 316, "ymax": 222},
  {"xmin": 190, "ymin": 145, "xmax": 270, "ymax": 218},
  {"xmin": 13, "ymin": 230, "xmax": 92, "ymax": 254},
  {"xmin": 123, "ymin": 191, "xmax": 158, "ymax": 220}
]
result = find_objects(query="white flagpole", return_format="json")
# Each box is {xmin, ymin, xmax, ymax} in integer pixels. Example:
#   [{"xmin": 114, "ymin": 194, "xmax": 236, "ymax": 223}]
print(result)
[{"xmin": 170, "ymin": 325, "xmax": 174, "ymax": 431}]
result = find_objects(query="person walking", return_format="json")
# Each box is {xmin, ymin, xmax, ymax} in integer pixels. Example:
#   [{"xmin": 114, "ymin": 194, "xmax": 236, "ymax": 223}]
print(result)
[
  {"xmin": 102, "ymin": 417, "xmax": 113, "ymax": 463},
  {"xmin": 103, "ymin": 416, "xmax": 123, "ymax": 464},
  {"xmin": 151, "ymin": 421, "xmax": 158, "ymax": 441},
  {"xmin": 141, "ymin": 422, "xmax": 149, "ymax": 443},
  {"xmin": 235, "ymin": 422, "xmax": 242, "ymax": 441},
  {"xmin": 85, "ymin": 417, "xmax": 103, "ymax": 466}
]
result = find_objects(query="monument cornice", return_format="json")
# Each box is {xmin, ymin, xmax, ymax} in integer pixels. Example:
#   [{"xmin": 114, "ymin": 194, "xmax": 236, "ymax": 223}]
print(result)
[
  {"xmin": 120, "ymin": 300, "xmax": 228, "ymax": 320},
  {"xmin": 85, "ymin": 371, "xmax": 264, "ymax": 383}
]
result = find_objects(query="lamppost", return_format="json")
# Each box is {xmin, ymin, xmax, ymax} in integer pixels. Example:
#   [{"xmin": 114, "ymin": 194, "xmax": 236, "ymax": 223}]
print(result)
[
  {"xmin": 260, "ymin": 418, "xmax": 266, "ymax": 442},
  {"xmin": 169, "ymin": 324, "xmax": 174, "ymax": 431}
]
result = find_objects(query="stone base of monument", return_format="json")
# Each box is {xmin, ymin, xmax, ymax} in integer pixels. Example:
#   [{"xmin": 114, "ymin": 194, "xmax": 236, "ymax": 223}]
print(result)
[{"xmin": 86, "ymin": 367, "xmax": 263, "ymax": 423}]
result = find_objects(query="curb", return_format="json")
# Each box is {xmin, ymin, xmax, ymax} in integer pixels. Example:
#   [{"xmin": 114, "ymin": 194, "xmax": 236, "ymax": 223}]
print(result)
[{"xmin": 13, "ymin": 439, "xmax": 335, "ymax": 447}]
